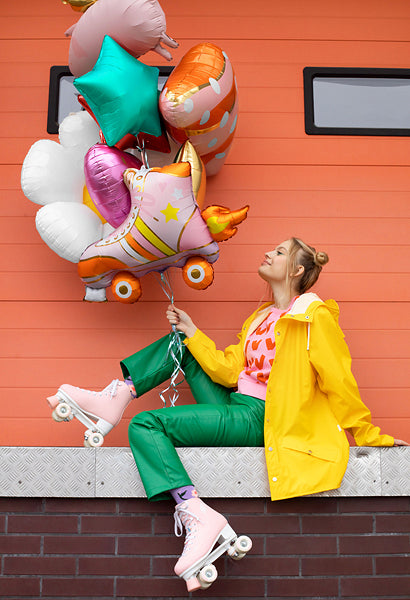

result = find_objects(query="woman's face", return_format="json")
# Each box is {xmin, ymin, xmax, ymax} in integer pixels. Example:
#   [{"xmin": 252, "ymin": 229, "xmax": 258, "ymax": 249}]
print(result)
[{"xmin": 258, "ymin": 239, "xmax": 292, "ymax": 285}]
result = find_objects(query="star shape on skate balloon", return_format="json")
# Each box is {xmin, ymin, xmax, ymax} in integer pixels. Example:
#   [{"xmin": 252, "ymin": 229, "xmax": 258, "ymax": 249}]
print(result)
[
  {"xmin": 74, "ymin": 35, "xmax": 162, "ymax": 147},
  {"xmin": 160, "ymin": 202, "xmax": 180, "ymax": 222}
]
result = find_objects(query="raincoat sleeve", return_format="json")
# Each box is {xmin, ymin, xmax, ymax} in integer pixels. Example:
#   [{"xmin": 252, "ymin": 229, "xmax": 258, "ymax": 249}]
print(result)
[
  {"xmin": 309, "ymin": 306, "xmax": 394, "ymax": 447},
  {"xmin": 183, "ymin": 328, "xmax": 245, "ymax": 388}
]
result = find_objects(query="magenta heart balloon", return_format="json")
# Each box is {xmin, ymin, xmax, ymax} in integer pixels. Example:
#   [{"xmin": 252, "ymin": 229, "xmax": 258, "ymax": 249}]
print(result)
[{"xmin": 84, "ymin": 144, "xmax": 142, "ymax": 228}]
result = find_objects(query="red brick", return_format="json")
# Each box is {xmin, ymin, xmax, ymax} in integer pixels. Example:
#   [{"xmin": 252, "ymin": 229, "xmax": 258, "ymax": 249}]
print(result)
[
  {"xmin": 154, "ymin": 514, "xmax": 179, "ymax": 534},
  {"xmin": 78, "ymin": 556, "xmax": 150, "ymax": 576},
  {"xmin": 0, "ymin": 577, "xmax": 40, "ymax": 596},
  {"xmin": 0, "ymin": 498, "xmax": 43, "ymax": 512},
  {"xmin": 0, "ymin": 534, "xmax": 41, "ymax": 554},
  {"xmin": 228, "ymin": 556, "xmax": 298, "ymax": 576},
  {"xmin": 341, "ymin": 576, "xmax": 410, "ymax": 597},
  {"xmin": 340, "ymin": 534, "xmax": 410, "ymax": 555},
  {"xmin": 44, "ymin": 535, "xmax": 115, "ymax": 554},
  {"xmin": 118, "ymin": 498, "xmax": 174, "ymax": 513},
  {"xmin": 267, "ymin": 576, "xmax": 338, "ymax": 597},
  {"xmin": 4, "ymin": 556, "xmax": 76, "ymax": 575},
  {"xmin": 42, "ymin": 577, "xmax": 114, "ymax": 597},
  {"xmin": 81, "ymin": 515, "xmax": 151, "ymax": 534},
  {"xmin": 266, "ymin": 534, "xmax": 337, "ymax": 555},
  {"xmin": 208, "ymin": 498, "xmax": 267, "ymax": 514},
  {"xmin": 8, "ymin": 515, "xmax": 78, "ymax": 534},
  {"xmin": 376, "ymin": 556, "xmax": 410, "ymax": 575},
  {"xmin": 228, "ymin": 514, "xmax": 300, "ymax": 535},
  {"xmin": 302, "ymin": 514, "xmax": 373, "ymax": 534},
  {"xmin": 45, "ymin": 498, "xmax": 117, "ymax": 513},
  {"xmin": 267, "ymin": 497, "xmax": 338, "ymax": 514},
  {"xmin": 376, "ymin": 514, "xmax": 410, "ymax": 533},
  {"xmin": 118, "ymin": 534, "xmax": 181, "ymax": 555},
  {"xmin": 0, "ymin": 515, "xmax": 5, "ymax": 532},
  {"xmin": 198, "ymin": 576, "xmax": 266, "ymax": 597},
  {"xmin": 339, "ymin": 496, "xmax": 410, "ymax": 513},
  {"xmin": 243, "ymin": 534, "xmax": 264, "ymax": 555},
  {"xmin": 302, "ymin": 555, "xmax": 372, "ymax": 576},
  {"xmin": 117, "ymin": 576, "xmax": 188, "ymax": 597},
  {"xmin": 117, "ymin": 575, "xmax": 265, "ymax": 597}
]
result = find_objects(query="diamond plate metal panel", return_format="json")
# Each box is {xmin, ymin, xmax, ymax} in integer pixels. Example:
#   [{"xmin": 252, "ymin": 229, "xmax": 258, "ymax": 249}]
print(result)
[
  {"xmin": 95, "ymin": 447, "xmax": 145, "ymax": 497},
  {"xmin": 178, "ymin": 447, "xmax": 270, "ymax": 497},
  {"xmin": 381, "ymin": 447, "xmax": 410, "ymax": 496},
  {"xmin": 94, "ymin": 448, "xmax": 270, "ymax": 498},
  {"xmin": 313, "ymin": 447, "xmax": 382, "ymax": 497},
  {"xmin": 0, "ymin": 447, "xmax": 96, "ymax": 497},
  {"xmin": 1, "ymin": 446, "xmax": 408, "ymax": 498}
]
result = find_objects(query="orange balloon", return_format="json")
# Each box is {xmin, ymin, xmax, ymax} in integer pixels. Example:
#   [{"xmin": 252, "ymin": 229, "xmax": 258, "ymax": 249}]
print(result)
[
  {"xmin": 201, "ymin": 205, "xmax": 249, "ymax": 242},
  {"xmin": 159, "ymin": 43, "xmax": 238, "ymax": 176}
]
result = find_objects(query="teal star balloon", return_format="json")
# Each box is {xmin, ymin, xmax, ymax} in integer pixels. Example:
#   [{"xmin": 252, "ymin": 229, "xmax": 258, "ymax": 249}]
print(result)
[{"xmin": 74, "ymin": 35, "xmax": 161, "ymax": 147}]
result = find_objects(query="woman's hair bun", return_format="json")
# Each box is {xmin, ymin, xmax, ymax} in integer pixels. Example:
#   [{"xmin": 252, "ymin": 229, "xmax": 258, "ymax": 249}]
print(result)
[{"xmin": 314, "ymin": 251, "xmax": 329, "ymax": 266}]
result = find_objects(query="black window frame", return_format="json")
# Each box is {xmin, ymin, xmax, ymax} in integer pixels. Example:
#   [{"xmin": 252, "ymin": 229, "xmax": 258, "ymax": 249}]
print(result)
[
  {"xmin": 47, "ymin": 64, "xmax": 174, "ymax": 134},
  {"xmin": 303, "ymin": 66, "xmax": 410, "ymax": 136}
]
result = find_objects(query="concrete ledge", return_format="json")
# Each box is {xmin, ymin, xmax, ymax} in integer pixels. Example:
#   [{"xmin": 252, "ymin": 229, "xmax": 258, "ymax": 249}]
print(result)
[{"xmin": 0, "ymin": 446, "xmax": 409, "ymax": 498}]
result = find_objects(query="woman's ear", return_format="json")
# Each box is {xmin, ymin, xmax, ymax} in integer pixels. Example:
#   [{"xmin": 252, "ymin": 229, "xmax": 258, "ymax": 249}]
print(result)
[{"xmin": 291, "ymin": 264, "xmax": 304, "ymax": 279}]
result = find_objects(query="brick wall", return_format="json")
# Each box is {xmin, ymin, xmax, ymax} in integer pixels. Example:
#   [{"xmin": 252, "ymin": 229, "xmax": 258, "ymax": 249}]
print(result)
[{"xmin": 1, "ymin": 497, "xmax": 409, "ymax": 599}]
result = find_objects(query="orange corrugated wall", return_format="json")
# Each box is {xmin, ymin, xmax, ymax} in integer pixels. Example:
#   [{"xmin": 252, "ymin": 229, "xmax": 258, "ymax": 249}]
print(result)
[{"xmin": 0, "ymin": 0, "xmax": 409, "ymax": 447}]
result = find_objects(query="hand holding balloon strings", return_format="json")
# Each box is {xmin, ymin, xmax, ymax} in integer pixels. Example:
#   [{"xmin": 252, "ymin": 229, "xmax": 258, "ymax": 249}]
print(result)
[{"xmin": 157, "ymin": 272, "xmax": 185, "ymax": 407}]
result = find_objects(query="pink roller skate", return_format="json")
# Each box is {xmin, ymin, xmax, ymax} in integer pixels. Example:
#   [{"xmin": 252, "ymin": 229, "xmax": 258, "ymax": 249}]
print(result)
[
  {"xmin": 46, "ymin": 379, "xmax": 133, "ymax": 447},
  {"xmin": 173, "ymin": 498, "xmax": 252, "ymax": 592}
]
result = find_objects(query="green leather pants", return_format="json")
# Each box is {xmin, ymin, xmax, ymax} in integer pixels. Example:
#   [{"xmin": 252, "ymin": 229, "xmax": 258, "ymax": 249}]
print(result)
[{"xmin": 121, "ymin": 335, "xmax": 265, "ymax": 501}]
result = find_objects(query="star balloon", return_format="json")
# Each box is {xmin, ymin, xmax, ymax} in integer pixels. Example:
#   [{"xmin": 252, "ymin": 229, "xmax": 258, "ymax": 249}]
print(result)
[{"xmin": 74, "ymin": 35, "xmax": 162, "ymax": 147}]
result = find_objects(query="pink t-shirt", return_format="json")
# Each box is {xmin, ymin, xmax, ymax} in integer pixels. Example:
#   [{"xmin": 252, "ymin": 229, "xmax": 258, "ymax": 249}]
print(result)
[{"xmin": 237, "ymin": 298, "xmax": 297, "ymax": 401}]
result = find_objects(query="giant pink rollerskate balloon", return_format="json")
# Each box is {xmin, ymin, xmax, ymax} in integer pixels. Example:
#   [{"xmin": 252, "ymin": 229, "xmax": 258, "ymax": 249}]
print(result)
[
  {"xmin": 84, "ymin": 144, "xmax": 142, "ymax": 228},
  {"xmin": 78, "ymin": 161, "xmax": 248, "ymax": 303},
  {"xmin": 66, "ymin": 0, "xmax": 178, "ymax": 77}
]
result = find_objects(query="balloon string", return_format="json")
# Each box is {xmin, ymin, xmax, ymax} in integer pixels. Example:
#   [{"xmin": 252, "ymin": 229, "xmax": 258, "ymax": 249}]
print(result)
[
  {"xmin": 157, "ymin": 272, "xmax": 185, "ymax": 407},
  {"xmin": 136, "ymin": 136, "xmax": 149, "ymax": 169}
]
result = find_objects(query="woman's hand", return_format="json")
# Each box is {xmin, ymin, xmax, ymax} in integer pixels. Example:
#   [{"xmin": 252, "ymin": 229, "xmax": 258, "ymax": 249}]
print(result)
[
  {"xmin": 166, "ymin": 305, "xmax": 197, "ymax": 338},
  {"xmin": 393, "ymin": 439, "xmax": 409, "ymax": 446}
]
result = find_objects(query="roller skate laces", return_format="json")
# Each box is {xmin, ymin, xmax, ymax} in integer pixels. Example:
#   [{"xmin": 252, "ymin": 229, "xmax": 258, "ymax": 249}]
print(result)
[{"xmin": 174, "ymin": 502, "xmax": 202, "ymax": 558}]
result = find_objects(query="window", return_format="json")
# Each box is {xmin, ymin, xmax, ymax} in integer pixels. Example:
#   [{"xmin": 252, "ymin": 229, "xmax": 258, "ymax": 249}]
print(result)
[
  {"xmin": 303, "ymin": 67, "xmax": 410, "ymax": 136},
  {"xmin": 47, "ymin": 65, "xmax": 174, "ymax": 134}
]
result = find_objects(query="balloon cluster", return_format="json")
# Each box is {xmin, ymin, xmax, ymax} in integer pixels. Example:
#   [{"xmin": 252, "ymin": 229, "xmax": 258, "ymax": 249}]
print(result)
[{"xmin": 21, "ymin": 0, "xmax": 248, "ymax": 303}]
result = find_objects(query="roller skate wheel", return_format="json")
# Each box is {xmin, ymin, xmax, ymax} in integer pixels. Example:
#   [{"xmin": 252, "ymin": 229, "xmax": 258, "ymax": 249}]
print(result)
[
  {"xmin": 84, "ymin": 430, "xmax": 104, "ymax": 448},
  {"xmin": 228, "ymin": 535, "xmax": 252, "ymax": 559},
  {"xmin": 182, "ymin": 257, "xmax": 214, "ymax": 290},
  {"xmin": 52, "ymin": 408, "xmax": 64, "ymax": 422},
  {"xmin": 52, "ymin": 403, "xmax": 72, "ymax": 421},
  {"xmin": 235, "ymin": 535, "xmax": 252, "ymax": 553},
  {"xmin": 111, "ymin": 272, "xmax": 142, "ymax": 304},
  {"xmin": 198, "ymin": 563, "xmax": 217, "ymax": 588}
]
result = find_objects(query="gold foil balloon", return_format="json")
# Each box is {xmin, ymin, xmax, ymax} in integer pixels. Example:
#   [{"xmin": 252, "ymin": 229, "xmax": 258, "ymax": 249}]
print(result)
[
  {"xmin": 62, "ymin": 0, "xmax": 97, "ymax": 13},
  {"xmin": 174, "ymin": 141, "xmax": 206, "ymax": 209}
]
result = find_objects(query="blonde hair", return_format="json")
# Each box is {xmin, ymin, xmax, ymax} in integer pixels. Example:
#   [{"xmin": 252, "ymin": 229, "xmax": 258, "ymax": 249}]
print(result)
[{"xmin": 287, "ymin": 237, "xmax": 329, "ymax": 294}]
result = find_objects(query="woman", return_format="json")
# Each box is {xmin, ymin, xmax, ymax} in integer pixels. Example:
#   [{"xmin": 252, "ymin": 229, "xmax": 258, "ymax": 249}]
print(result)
[{"xmin": 48, "ymin": 237, "xmax": 407, "ymax": 591}]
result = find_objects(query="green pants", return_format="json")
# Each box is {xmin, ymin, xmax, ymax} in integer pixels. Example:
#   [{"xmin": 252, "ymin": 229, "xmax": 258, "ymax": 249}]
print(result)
[{"xmin": 121, "ymin": 334, "xmax": 265, "ymax": 501}]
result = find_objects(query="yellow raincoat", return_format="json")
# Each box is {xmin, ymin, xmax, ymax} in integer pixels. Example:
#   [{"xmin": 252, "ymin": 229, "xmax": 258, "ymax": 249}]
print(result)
[{"xmin": 184, "ymin": 292, "xmax": 394, "ymax": 501}]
